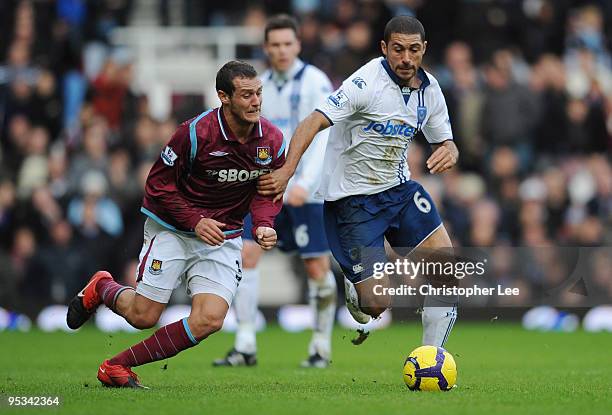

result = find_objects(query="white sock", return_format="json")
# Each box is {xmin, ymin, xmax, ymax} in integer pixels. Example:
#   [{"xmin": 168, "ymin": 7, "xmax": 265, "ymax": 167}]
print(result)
[
  {"xmin": 308, "ymin": 270, "xmax": 337, "ymax": 359},
  {"xmin": 422, "ymin": 295, "xmax": 458, "ymax": 347},
  {"xmin": 233, "ymin": 268, "xmax": 259, "ymax": 354},
  {"xmin": 343, "ymin": 275, "xmax": 371, "ymax": 324}
]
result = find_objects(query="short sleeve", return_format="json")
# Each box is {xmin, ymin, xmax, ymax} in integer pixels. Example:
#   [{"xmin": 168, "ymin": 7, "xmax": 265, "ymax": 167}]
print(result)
[
  {"xmin": 421, "ymin": 87, "xmax": 453, "ymax": 144},
  {"xmin": 316, "ymin": 76, "xmax": 369, "ymax": 125}
]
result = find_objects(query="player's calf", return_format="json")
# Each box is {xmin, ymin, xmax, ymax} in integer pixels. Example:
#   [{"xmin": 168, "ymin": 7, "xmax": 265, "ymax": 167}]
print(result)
[
  {"xmin": 187, "ymin": 313, "xmax": 225, "ymax": 340},
  {"xmin": 355, "ymin": 275, "xmax": 391, "ymax": 318},
  {"xmin": 304, "ymin": 258, "xmax": 336, "ymax": 366}
]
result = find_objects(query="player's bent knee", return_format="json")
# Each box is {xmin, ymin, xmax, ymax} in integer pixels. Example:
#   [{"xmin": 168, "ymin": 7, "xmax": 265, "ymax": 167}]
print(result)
[
  {"xmin": 125, "ymin": 294, "xmax": 165, "ymax": 329},
  {"xmin": 188, "ymin": 314, "xmax": 225, "ymax": 340},
  {"xmin": 303, "ymin": 256, "xmax": 330, "ymax": 280},
  {"xmin": 128, "ymin": 313, "xmax": 159, "ymax": 330}
]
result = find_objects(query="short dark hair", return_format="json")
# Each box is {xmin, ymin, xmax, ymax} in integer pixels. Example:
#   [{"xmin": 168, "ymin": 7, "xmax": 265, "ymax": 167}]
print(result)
[
  {"xmin": 264, "ymin": 14, "xmax": 299, "ymax": 42},
  {"xmin": 216, "ymin": 60, "xmax": 258, "ymax": 96},
  {"xmin": 384, "ymin": 15, "xmax": 426, "ymax": 43}
]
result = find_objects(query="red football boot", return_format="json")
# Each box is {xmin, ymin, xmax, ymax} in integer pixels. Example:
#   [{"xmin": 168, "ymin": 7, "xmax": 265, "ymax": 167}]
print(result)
[
  {"xmin": 97, "ymin": 360, "xmax": 147, "ymax": 389},
  {"xmin": 66, "ymin": 271, "xmax": 112, "ymax": 329}
]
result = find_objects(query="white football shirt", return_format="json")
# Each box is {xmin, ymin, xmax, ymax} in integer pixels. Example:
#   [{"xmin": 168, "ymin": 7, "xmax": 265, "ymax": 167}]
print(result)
[
  {"xmin": 261, "ymin": 59, "xmax": 333, "ymax": 203},
  {"xmin": 316, "ymin": 57, "xmax": 453, "ymax": 201}
]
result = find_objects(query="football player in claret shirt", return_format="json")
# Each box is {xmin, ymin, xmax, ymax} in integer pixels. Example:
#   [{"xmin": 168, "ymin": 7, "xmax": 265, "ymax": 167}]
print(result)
[
  {"xmin": 66, "ymin": 61, "xmax": 285, "ymax": 388},
  {"xmin": 213, "ymin": 14, "xmax": 336, "ymax": 369}
]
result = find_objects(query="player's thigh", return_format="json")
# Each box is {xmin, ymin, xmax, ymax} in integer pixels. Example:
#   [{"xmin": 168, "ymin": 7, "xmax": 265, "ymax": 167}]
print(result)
[
  {"xmin": 386, "ymin": 181, "xmax": 444, "ymax": 254},
  {"xmin": 242, "ymin": 240, "xmax": 263, "ymax": 269},
  {"xmin": 135, "ymin": 218, "xmax": 188, "ymax": 305},
  {"xmin": 185, "ymin": 236, "xmax": 243, "ymax": 309},
  {"xmin": 418, "ymin": 224, "xmax": 452, "ymax": 250},
  {"xmin": 323, "ymin": 198, "xmax": 388, "ymax": 285}
]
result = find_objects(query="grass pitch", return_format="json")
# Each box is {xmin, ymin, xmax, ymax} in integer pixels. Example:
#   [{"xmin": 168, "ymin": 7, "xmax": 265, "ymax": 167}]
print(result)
[{"xmin": 1, "ymin": 322, "xmax": 611, "ymax": 415}]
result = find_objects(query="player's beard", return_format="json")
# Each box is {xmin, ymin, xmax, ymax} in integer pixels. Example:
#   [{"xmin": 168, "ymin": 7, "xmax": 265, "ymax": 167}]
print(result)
[{"xmin": 396, "ymin": 66, "xmax": 416, "ymax": 84}]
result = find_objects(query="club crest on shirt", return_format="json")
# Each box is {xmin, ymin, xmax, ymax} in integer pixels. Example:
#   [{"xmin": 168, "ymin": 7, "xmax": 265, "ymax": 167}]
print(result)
[
  {"xmin": 149, "ymin": 259, "xmax": 163, "ymax": 275},
  {"xmin": 417, "ymin": 105, "xmax": 427, "ymax": 124},
  {"xmin": 255, "ymin": 146, "xmax": 272, "ymax": 165}
]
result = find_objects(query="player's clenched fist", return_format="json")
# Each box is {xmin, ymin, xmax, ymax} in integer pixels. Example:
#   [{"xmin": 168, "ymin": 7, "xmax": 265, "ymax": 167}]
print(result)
[
  {"xmin": 255, "ymin": 226, "xmax": 277, "ymax": 250},
  {"xmin": 195, "ymin": 217, "xmax": 226, "ymax": 246},
  {"xmin": 426, "ymin": 141, "xmax": 459, "ymax": 174}
]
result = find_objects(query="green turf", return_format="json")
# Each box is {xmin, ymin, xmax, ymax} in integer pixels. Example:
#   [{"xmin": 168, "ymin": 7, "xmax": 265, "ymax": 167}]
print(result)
[{"xmin": 1, "ymin": 322, "xmax": 611, "ymax": 415}]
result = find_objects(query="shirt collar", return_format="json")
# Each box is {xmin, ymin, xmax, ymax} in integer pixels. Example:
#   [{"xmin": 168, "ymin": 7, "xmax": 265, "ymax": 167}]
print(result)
[
  {"xmin": 269, "ymin": 58, "xmax": 304, "ymax": 84},
  {"xmin": 381, "ymin": 57, "xmax": 430, "ymax": 91},
  {"xmin": 216, "ymin": 107, "xmax": 263, "ymax": 142}
]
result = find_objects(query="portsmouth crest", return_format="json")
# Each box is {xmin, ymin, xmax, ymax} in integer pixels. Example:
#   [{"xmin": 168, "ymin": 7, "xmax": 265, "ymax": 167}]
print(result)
[
  {"xmin": 417, "ymin": 105, "xmax": 427, "ymax": 124},
  {"xmin": 149, "ymin": 259, "xmax": 163, "ymax": 275},
  {"xmin": 255, "ymin": 146, "xmax": 272, "ymax": 165}
]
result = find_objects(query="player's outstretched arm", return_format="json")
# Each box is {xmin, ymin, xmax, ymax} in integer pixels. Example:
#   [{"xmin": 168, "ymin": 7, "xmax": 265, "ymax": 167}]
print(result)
[
  {"xmin": 257, "ymin": 110, "xmax": 331, "ymax": 201},
  {"xmin": 426, "ymin": 140, "xmax": 459, "ymax": 174}
]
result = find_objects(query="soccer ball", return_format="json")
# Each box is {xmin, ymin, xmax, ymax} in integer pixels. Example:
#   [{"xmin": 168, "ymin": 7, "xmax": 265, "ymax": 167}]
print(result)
[{"xmin": 403, "ymin": 345, "xmax": 457, "ymax": 391}]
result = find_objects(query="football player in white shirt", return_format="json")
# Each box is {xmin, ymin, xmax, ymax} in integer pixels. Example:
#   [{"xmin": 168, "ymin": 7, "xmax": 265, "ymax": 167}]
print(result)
[
  {"xmin": 213, "ymin": 15, "xmax": 336, "ymax": 368},
  {"xmin": 260, "ymin": 16, "xmax": 460, "ymax": 347}
]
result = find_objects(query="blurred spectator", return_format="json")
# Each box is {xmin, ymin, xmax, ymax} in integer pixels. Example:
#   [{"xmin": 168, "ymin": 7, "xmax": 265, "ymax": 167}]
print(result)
[
  {"xmin": 67, "ymin": 170, "xmax": 123, "ymax": 237},
  {"xmin": 90, "ymin": 58, "xmax": 132, "ymax": 131},
  {"xmin": 0, "ymin": 179, "xmax": 17, "ymax": 249},
  {"xmin": 27, "ymin": 220, "xmax": 93, "ymax": 304},
  {"xmin": 6, "ymin": 227, "xmax": 36, "ymax": 308},
  {"xmin": 436, "ymin": 42, "xmax": 484, "ymax": 170},
  {"xmin": 333, "ymin": 20, "xmax": 378, "ymax": 80},
  {"xmin": 68, "ymin": 116, "xmax": 110, "ymax": 191},
  {"xmin": 16, "ymin": 126, "xmax": 49, "ymax": 199},
  {"xmin": 481, "ymin": 61, "xmax": 539, "ymax": 169}
]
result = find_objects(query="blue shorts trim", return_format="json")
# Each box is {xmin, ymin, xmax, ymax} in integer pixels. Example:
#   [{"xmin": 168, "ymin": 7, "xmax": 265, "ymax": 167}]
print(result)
[
  {"xmin": 323, "ymin": 180, "xmax": 442, "ymax": 283},
  {"xmin": 244, "ymin": 204, "xmax": 329, "ymax": 257}
]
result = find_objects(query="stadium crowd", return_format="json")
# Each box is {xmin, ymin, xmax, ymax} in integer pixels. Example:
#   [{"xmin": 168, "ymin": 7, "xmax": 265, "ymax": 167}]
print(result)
[{"xmin": 0, "ymin": 0, "xmax": 610, "ymax": 314}]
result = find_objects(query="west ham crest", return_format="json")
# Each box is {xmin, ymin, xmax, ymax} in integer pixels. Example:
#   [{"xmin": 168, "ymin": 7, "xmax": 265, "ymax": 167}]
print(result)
[
  {"xmin": 255, "ymin": 146, "xmax": 272, "ymax": 165},
  {"xmin": 149, "ymin": 259, "xmax": 163, "ymax": 275}
]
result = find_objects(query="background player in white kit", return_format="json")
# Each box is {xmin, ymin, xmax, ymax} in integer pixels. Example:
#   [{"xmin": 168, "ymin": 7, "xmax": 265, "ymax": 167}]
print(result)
[
  {"xmin": 213, "ymin": 15, "xmax": 337, "ymax": 368},
  {"xmin": 260, "ymin": 16, "xmax": 460, "ymax": 348}
]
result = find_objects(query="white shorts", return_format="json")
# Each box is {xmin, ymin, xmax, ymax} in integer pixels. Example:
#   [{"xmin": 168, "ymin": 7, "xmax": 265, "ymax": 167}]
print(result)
[{"xmin": 135, "ymin": 218, "xmax": 243, "ymax": 306}]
